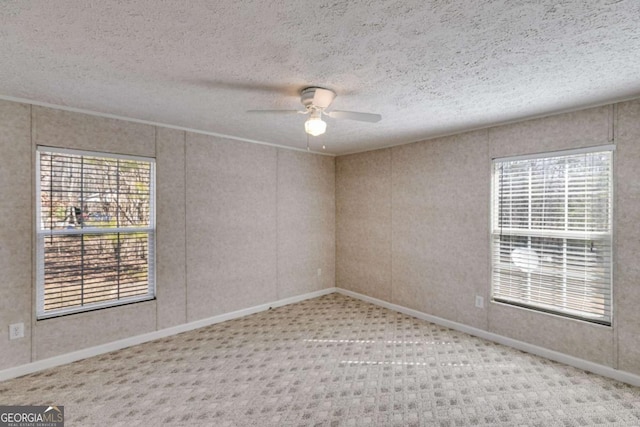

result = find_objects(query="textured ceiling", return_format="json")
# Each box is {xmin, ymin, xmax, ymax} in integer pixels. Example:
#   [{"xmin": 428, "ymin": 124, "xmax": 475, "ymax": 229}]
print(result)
[{"xmin": 1, "ymin": 1, "xmax": 639, "ymax": 155}]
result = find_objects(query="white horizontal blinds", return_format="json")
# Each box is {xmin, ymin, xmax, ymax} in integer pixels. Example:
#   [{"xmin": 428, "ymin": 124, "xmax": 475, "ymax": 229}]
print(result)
[
  {"xmin": 491, "ymin": 149, "xmax": 612, "ymax": 325},
  {"xmin": 37, "ymin": 147, "xmax": 155, "ymax": 319}
]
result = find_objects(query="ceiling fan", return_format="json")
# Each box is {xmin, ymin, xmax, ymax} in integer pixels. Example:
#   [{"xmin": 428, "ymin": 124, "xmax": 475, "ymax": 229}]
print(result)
[{"xmin": 247, "ymin": 87, "xmax": 382, "ymax": 136}]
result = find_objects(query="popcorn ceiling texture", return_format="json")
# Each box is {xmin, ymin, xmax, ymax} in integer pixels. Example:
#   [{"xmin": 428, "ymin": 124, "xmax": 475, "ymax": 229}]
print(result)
[{"xmin": 1, "ymin": 1, "xmax": 639, "ymax": 154}]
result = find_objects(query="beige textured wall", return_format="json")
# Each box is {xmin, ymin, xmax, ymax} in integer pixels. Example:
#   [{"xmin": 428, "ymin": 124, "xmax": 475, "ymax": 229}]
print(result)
[
  {"xmin": 156, "ymin": 128, "xmax": 187, "ymax": 329},
  {"xmin": 336, "ymin": 100, "xmax": 640, "ymax": 375},
  {"xmin": 0, "ymin": 100, "xmax": 32, "ymax": 369},
  {"xmin": 393, "ymin": 130, "xmax": 491, "ymax": 330},
  {"xmin": 185, "ymin": 133, "xmax": 278, "ymax": 320},
  {"xmin": 615, "ymin": 100, "xmax": 640, "ymax": 373},
  {"xmin": 32, "ymin": 106, "xmax": 156, "ymax": 157},
  {"xmin": 277, "ymin": 150, "xmax": 335, "ymax": 299},
  {"xmin": 336, "ymin": 149, "xmax": 392, "ymax": 301},
  {"xmin": 0, "ymin": 101, "xmax": 335, "ymax": 370}
]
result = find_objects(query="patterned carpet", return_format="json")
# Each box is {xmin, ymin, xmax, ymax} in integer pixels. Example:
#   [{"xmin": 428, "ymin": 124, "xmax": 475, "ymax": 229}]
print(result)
[{"xmin": 1, "ymin": 293, "xmax": 640, "ymax": 426}]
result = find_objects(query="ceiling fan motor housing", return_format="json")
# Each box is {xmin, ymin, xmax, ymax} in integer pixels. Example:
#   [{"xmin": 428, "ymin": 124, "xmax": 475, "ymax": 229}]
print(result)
[{"xmin": 301, "ymin": 87, "xmax": 336, "ymax": 110}]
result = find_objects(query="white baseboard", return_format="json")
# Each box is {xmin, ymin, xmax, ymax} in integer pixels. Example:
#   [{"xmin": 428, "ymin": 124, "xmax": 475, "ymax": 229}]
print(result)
[
  {"xmin": 336, "ymin": 288, "xmax": 640, "ymax": 388},
  {"xmin": 4, "ymin": 286, "xmax": 639, "ymax": 389},
  {"xmin": 0, "ymin": 287, "xmax": 337, "ymax": 382}
]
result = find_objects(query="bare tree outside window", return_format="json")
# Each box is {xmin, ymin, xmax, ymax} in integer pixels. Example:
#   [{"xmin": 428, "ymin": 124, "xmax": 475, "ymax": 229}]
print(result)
[{"xmin": 37, "ymin": 148, "xmax": 155, "ymax": 319}]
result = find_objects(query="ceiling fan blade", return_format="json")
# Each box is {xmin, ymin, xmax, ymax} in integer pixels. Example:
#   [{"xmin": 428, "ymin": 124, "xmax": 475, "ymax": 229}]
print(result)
[
  {"xmin": 326, "ymin": 110, "xmax": 382, "ymax": 123},
  {"xmin": 192, "ymin": 80, "xmax": 301, "ymax": 97},
  {"xmin": 246, "ymin": 109, "xmax": 305, "ymax": 115},
  {"xmin": 312, "ymin": 88, "xmax": 337, "ymax": 109}
]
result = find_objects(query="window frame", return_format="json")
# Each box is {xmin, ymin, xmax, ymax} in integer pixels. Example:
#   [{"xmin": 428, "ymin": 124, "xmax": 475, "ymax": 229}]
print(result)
[
  {"xmin": 36, "ymin": 146, "xmax": 156, "ymax": 320},
  {"xmin": 490, "ymin": 145, "xmax": 614, "ymax": 326}
]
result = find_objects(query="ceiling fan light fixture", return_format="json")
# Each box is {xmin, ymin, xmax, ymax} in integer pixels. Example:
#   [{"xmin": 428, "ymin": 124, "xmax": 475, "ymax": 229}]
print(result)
[{"xmin": 304, "ymin": 111, "xmax": 326, "ymax": 136}]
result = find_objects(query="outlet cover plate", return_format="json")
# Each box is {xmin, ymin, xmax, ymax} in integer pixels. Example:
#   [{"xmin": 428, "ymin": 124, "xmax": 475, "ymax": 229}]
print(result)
[{"xmin": 9, "ymin": 323, "xmax": 24, "ymax": 340}]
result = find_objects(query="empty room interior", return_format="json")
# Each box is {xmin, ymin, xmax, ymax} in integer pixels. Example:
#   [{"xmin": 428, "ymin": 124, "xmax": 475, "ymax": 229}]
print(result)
[{"xmin": 1, "ymin": 1, "xmax": 640, "ymax": 426}]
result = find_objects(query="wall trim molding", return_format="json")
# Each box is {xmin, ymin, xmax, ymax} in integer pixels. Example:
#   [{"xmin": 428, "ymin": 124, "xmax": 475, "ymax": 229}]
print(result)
[
  {"xmin": 0, "ymin": 287, "xmax": 337, "ymax": 382},
  {"xmin": 337, "ymin": 95, "xmax": 640, "ymax": 156},
  {"xmin": 336, "ymin": 288, "xmax": 640, "ymax": 388},
  {"xmin": 3, "ymin": 286, "xmax": 639, "ymax": 388},
  {"xmin": 0, "ymin": 95, "xmax": 334, "ymax": 157}
]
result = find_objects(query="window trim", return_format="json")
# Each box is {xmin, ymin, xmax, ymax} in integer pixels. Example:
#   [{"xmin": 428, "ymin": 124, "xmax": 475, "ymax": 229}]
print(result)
[
  {"xmin": 36, "ymin": 146, "xmax": 156, "ymax": 320},
  {"xmin": 490, "ymin": 145, "xmax": 614, "ymax": 326}
]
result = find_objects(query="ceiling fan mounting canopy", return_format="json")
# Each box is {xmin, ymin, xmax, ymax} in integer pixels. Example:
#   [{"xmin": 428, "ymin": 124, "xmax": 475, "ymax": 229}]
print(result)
[{"xmin": 300, "ymin": 87, "xmax": 337, "ymax": 110}]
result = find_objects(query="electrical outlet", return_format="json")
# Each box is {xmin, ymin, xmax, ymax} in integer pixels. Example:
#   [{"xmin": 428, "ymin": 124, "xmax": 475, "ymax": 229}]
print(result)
[
  {"xmin": 317, "ymin": 268, "xmax": 322, "ymax": 277},
  {"xmin": 475, "ymin": 296, "xmax": 484, "ymax": 309},
  {"xmin": 9, "ymin": 323, "xmax": 24, "ymax": 340}
]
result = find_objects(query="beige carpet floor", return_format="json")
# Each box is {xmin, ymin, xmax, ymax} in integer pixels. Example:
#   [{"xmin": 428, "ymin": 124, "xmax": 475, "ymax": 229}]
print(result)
[{"xmin": 1, "ymin": 293, "xmax": 639, "ymax": 426}]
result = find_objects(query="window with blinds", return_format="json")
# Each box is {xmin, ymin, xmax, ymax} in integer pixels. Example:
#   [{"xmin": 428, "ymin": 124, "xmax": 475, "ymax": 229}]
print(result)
[
  {"xmin": 36, "ymin": 147, "xmax": 155, "ymax": 319},
  {"xmin": 491, "ymin": 146, "xmax": 613, "ymax": 325}
]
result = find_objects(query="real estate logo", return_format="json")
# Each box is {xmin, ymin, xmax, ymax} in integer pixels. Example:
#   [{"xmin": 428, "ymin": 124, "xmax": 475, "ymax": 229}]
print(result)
[{"xmin": 0, "ymin": 406, "xmax": 64, "ymax": 427}]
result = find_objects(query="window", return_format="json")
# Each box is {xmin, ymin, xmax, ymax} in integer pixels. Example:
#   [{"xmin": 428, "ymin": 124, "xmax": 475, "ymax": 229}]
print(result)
[
  {"xmin": 36, "ymin": 147, "xmax": 155, "ymax": 319},
  {"xmin": 491, "ymin": 146, "xmax": 613, "ymax": 325}
]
